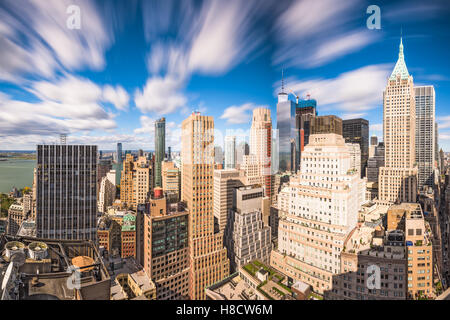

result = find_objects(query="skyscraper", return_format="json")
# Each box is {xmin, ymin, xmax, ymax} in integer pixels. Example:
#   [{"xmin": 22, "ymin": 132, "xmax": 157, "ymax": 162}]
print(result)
[
  {"xmin": 224, "ymin": 135, "xmax": 236, "ymax": 169},
  {"xmin": 415, "ymin": 86, "xmax": 436, "ymax": 188},
  {"xmin": 235, "ymin": 141, "xmax": 249, "ymax": 167},
  {"xmin": 214, "ymin": 146, "xmax": 224, "ymax": 165},
  {"xmin": 249, "ymin": 108, "xmax": 273, "ymax": 197},
  {"xmin": 271, "ymin": 134, "xmax": 365, "ymax": 293},
  {"xmin": 155, "ymin": 118, "xmax": 166, "ymax": 188},
  {"xmin": 371, "ymin": 135, "xmax": 378, "ymax": 146},
  {"xmin": 225, "ymin": 185, "xmax": 272, "ymax": 272},
  {"xmin": 277, "ymin": 78, "xmax": 297, "ymax": 173},
  {"xmin": 343, "ymin": 118, "xmax": 369, "ymax": 178},
  {"xmin": 144, "ymin": 196, "xmax": 189, "ymax": 300},
  {"xmin": 116, "ymin": 142, "xmax": 123, "ymax": 163},
  {"xmin": 296, "ymin": 98, "xmax": 317, "ymax": 171},
  {"xmin": 181, "ymin": 112, "xmax": 229, "ymax": 300},
  {"xmin": 116, "ymin": 142, "xmax": 123, "ymax": 185},
  {"xmin": 379, "ymin": 38, "xmax": 418, "ymax": 204},
  {"xmin": 213, "ymin": 169, "xmax": 243, "ymax": 232},
  {"xmin": 120, "ymin": 154, "xmax": 153, "ymax": 210},
  {"xmin": 36, "ymin": 144, "xmax": 98, "ymax": 240},
  {"xmin": 310, "ymin": 115, "xmax": 343, "ymax": 135}
]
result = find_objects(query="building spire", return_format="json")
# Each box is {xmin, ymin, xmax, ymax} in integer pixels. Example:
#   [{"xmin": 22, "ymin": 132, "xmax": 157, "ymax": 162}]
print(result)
[
  {"xmin": 281, "ymin": 68, "xmax": 285, "ymax": 93},
  {"xmin": 389, "ymin": 34, "xmax": 409, "ymax": 80}
]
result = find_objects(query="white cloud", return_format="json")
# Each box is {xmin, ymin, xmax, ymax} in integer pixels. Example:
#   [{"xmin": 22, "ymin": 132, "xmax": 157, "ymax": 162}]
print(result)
[
  {"xmin": 273, "ymin": 0, "xmax": 378, "ymax": 68},
  {"xmin": 0, "ymin": 0, "xmax": 113, "ymax": 82},
  {"xmin": 134, "ymin": 76, "xmax": 187, "ymax": 115},
  {"xmin": 280, "ymin": 64, "xmax": 392, "ymax": 113},
  {"xmin": 341, "ymin": 113, "xmax": 367, "ymax": 120},
  {"xmin": 134, "ymin": 116, "xmax": 155, "ymax": 135},
  {"xmin": 103, "ymin": 85, "xmax": 130, "ymax": 111},
  {"xmin": 220, "ymin": 103, "xmax": 264, "ymax": 124},
  {"xmin": 136, "ymin": 0, "xmax": 271, "ymax": 116}
]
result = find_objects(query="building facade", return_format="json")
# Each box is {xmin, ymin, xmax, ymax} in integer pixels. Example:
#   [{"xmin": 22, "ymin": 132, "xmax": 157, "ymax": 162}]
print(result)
[
  {"xmin": 310, "ymin": 115, "xmax": 343, "ymax": 136},
  {"xmin": 213, "ymin": 169, "xmax": 243, "ymax": 232},
  {"xmin": 415, "ymin": 86, "xmax": 436, "ymax": 189},
  {"xmin": 36, "ymin": 144, "xmax": 97, "ymax": 240},
  {"xmin": 224, "ymin": 135, "xmax": 236, "ymax": 169},
  {"xmin": 143, "ymin": 198, "xmax": 189, "ymax": 300},
  {"xmin": 181, "ymin": 112, "xmax": 230, "ymax": 300},
  {"xmin": 379, "ymin": 38, "xmax": 418, "ymax": 204},
  {"xmin": 343, "ymin": 118, "xmax": 369, "ymax": 178},
  {"xmin": 120, "ymin": 155, "xmax": 153, "ymax": 210},
  {"xmin": 225, "ymin": 185, "xmax": 272, "ymax": 272},
  {"xmin": 155, "ymin": 117, "xmax": 166, "ymax": 188},
  {"xmin": 271, "ymin": 134, "xmax": 366, "ymax": 294}
]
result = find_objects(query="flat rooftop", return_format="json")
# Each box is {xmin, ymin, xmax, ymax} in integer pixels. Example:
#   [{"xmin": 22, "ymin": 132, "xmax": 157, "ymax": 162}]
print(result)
[{"xmin": 207, "ymin": 274, "xmax": 261, "ymax": 300}]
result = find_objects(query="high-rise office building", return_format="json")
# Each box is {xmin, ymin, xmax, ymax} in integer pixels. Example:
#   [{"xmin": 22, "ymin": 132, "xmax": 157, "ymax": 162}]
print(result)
[
  {"xmin": 224, "ymin": 135, "xmax": 236, "ymax": 169},
  {"xmin": 144, "ymin": 196, "xmax": 189, "ymax": 300},
  {"xmin": 98, "ymin": 170, "xmax": 116, "ymax": 213},
  {"xmin": 181, "ymin": 112, "xmax": 230, "ymax": 300},
  {"xmin": 343, "ymin": 118, "xmax": 369, "ymax": 178},
  {"xmin": 296, "ymin": 98, "xmax": 317, "ymax": 171},
  {"xmin": 371, "ymin": 135, "xmax": 378, "ymax": 146},
  {"xmin": 415, "ymin": 86, "xmax": 436, "ymax": 188},
  {"xmin": 366, "ymin": 142, "xmax": 385, "ymax": 183},
  {"xmin": 155, "ymin": 118, "xmax": 166, "ymax": 188},
  {"xmin": 225, "ymin": 185, "xmax": 272, "ymax": 272},
  {"xmin": 235, "ymin": 141, "xmax": 249, "ymax": 167},
  {"xmin": 161, "ymin": 160, "xmax": 180, "ymax": 202},
  {"xmin": 116, "ymin": 142, "xmax": 123, "ymax": 163},
  {"xmin": 346, "ymin": 143, "xmax": 361, "ymax": 177},
  {"xmin": 214, "ymin": 146, "xmax": 224, "ymax": 165},
  {"xmin": 277, "ymin": 81, "xmax": 297, "ymax": 173},
  {"xmin": 311, "ymin": 115, "xmax": 343, "ymax": 136},
  {"xmin": 379, "ymin": 38, "xmax": 418, "ymax": 204},
  {"xmin": 271, "ymin": 134, "xmax": 365, "ymax": 294},
  {"xmin": 249, "ymin": 108, "xmax": 273, "ymax": 198},
  {"xmin": 116, "ymin": 142, "xmax": 123, "ymax": 185},
  {"xmin": 36, "ymin": 144, "xmax": 98, "ymax": 240},
  {"xmin": 120, "ymin": 154, "xmax": 153, "ymax": 210},
  {"xmin": 213, "ymin": 169, "xmax": 243, "ymax": 232}
]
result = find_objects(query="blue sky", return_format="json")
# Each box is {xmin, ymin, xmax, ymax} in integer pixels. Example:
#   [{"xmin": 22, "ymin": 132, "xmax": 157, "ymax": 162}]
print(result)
[{"xmin": 0, "ymin": 0, "xmax": 449, "ymax": 151}]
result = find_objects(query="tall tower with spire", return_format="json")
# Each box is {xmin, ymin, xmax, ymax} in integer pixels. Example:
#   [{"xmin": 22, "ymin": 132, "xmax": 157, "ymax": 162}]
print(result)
[{"xmin": 379, "ymin": 37, "xmax": 418, "ymax": 203}]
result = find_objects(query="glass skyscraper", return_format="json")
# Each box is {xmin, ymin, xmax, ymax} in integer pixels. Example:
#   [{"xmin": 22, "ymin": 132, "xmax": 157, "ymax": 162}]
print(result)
[
  {"xmin": 155, "ymin": 117, "xmax": 166, "ymax": 188},
  {"xmin": 277, "ymin": 90, "xmax": 297, "ymax": 173},
  {"xmin": 343, "ymin": 118, "xmax": 369, "ymax": 178}
]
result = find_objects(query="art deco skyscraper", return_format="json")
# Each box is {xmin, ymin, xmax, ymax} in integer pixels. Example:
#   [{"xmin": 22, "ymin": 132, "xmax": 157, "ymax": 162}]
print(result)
[
  {"xmin": 379, "ymin": 38, "xmax": 418, "ymax": 204},
  {"xmin": 181, "ymin": 112, "xmax": 230, "ymax": 300},
  {"xmin": 36, "ymin": 144, "xmax": 97, "ymax": 240},
  {"xmin": 224, "ymin": 135, "xmax": 236, "ymax": 169},
  {"xmin": 249, "ymin": 108, "xmax": 273, "ymax": 197},
  {"xmin": 155, "ymin": 117, "xmax": 166, "ymax": 188},
  {"xmin": 415, "ymin": 86, "xmax": 436, "ymax": 188}
]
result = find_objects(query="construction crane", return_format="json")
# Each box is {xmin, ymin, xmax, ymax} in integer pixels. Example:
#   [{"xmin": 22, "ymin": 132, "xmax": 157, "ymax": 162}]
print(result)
[{"xmin": 289, "ymin": 89, "xmax": 300, "ymax": 104}]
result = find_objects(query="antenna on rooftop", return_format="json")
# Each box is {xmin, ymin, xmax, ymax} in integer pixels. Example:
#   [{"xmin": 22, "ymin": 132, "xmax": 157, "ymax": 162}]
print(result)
[{"xmin": 60, "ymin": 134, "xmax": 67, "ymax": 145}]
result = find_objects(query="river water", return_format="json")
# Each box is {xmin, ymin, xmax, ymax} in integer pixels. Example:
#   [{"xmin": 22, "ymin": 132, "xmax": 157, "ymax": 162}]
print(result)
[{"xmin": 0, "ymin": 159, "xmax": 35, "ymax": 193}]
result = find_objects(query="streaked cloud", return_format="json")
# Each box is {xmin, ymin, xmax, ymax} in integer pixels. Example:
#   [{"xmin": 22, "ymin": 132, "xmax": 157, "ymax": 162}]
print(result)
[
  {"xmin": 278, "ymin": 64, "xmax": 392, "ymax": 113},
  {"xmin": 0, "ymin": 0, "xmax": 113, "ymax": 82},
  {"xmin": 220, "ymin": 103, "xmax": 265, "ymax": 125},
  {"xmin": 273, "ymin": 0, "xmax": 379, "ymax": 68}
]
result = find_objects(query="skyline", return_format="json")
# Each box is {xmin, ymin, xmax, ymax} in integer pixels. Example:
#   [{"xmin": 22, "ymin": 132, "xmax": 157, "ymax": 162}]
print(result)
[{"xmin": 0, "ymin": 0, "xmax": 450, "ymax": 152}]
